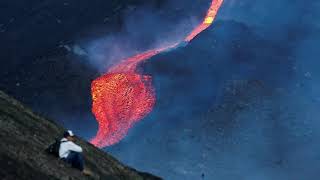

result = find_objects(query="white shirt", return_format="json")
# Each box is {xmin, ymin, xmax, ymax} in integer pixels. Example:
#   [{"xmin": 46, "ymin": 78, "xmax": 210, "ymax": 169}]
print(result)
[{"xmin": 59, "ymin": 138, "xmax": 83, "ymax": 158}]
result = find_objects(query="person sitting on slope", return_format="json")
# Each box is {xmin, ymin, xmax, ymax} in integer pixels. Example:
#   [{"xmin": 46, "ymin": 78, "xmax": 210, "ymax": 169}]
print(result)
[{"xmin": 59, "ymin": 130, "xmax": 91, "ymax": 175}]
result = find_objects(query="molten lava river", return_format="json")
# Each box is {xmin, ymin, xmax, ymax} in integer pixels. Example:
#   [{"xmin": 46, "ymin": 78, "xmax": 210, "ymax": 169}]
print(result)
[{"xmin": 90, "ymin": 0, "xmax": 224, "ymax": 147}]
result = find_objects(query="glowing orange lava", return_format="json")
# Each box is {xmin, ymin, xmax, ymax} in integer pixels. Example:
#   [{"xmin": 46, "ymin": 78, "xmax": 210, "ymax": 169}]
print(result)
[
  {"xmin": 90, "ymin": 73, "xmax": 155, "ymax": 147},
  {"xmin": 90, "ymin": 0, "xmax": 224, "ymax": 147}
]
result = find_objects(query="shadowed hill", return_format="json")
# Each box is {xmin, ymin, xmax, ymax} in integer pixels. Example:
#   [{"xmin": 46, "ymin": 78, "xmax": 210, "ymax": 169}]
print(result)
[{"xmin": 0, "ymin": 90, "xmax": 162, "ymax": 180}]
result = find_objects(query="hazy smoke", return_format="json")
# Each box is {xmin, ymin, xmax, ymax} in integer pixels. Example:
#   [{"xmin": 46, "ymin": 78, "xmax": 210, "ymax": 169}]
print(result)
[{"xmin": 83, "ymin": 3, "xmax": 204, "ymax": 73}]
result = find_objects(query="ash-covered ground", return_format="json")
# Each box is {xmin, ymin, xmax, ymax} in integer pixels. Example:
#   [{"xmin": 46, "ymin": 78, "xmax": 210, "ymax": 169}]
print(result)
[{"xmin": 1, "ymin": 0, "xmax": 320, "ymax": 179}]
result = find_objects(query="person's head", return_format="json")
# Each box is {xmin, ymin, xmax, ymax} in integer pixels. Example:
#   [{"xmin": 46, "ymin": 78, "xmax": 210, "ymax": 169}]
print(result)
[{"xmin": 63, "ymin": 130, "xmax": 75, "ymax": 141}]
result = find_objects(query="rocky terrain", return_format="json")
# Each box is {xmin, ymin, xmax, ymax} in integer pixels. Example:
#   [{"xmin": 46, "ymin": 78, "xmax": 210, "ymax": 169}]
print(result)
[{"xmin": 0, "ymin": 90, "xmax": 161, "ymax": 180}]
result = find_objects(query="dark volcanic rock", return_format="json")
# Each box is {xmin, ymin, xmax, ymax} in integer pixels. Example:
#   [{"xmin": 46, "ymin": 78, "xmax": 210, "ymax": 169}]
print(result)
[{"xmin": 0, "ymin": 90, "xmax": 162, "ymax": 180}]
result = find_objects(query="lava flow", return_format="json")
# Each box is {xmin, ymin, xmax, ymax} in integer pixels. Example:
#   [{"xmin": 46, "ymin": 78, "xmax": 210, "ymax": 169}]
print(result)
[{"xmin": 90, "ymin": 0, "xmax": 224, "ymax": 148}]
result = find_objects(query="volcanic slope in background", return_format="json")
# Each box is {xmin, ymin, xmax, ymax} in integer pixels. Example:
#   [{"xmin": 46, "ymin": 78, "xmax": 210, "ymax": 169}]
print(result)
[
  {"xmin": 144, "ymin": 19, "xmax": 294, "ymax": 90},
  {"xmin": 0, "ymin": 90, "xmax": 162, "ymax": 180},
  {"xmin": 142, "ymin": 19, "xmax": 294, "ymax": 145},
  {"xmin": 107, "ymin": 20, "xmax": 320, "ymax": 180}
]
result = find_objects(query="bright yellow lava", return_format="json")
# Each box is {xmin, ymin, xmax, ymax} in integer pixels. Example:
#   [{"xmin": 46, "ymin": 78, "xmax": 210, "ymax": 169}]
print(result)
[{"xmin": 205, "ymin": 17, "xmax": 214, "ymax": 24}]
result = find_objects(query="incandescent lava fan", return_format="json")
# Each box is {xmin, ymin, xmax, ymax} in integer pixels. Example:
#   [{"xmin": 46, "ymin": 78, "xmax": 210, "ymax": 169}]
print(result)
[{"xmin": 90, "ymin": 0, "xmax": 224, "ymax": 148}]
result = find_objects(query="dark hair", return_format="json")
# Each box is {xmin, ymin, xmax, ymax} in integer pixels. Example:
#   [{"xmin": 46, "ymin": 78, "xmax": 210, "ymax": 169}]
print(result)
[{"xmin": 63, "ymin": 131, "xmax": 70, "ymax": 138}]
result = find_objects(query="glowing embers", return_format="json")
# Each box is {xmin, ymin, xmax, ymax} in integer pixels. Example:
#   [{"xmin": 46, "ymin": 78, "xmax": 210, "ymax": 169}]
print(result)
[{"xmin": 90, "ymin": 73, "xmax": 155, "ymax": 147}]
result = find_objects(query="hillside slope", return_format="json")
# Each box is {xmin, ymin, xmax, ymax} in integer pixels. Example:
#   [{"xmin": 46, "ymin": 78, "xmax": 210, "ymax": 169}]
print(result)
[{"xmin": 0, "ymin": 90, "xmax": 162, "ymax": 180}]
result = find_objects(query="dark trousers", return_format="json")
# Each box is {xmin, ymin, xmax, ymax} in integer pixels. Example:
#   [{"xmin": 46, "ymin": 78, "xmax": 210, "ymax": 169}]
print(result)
[{"xmin": 64, "ymin": 151, "xmax": 84, "ymax": 171}]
